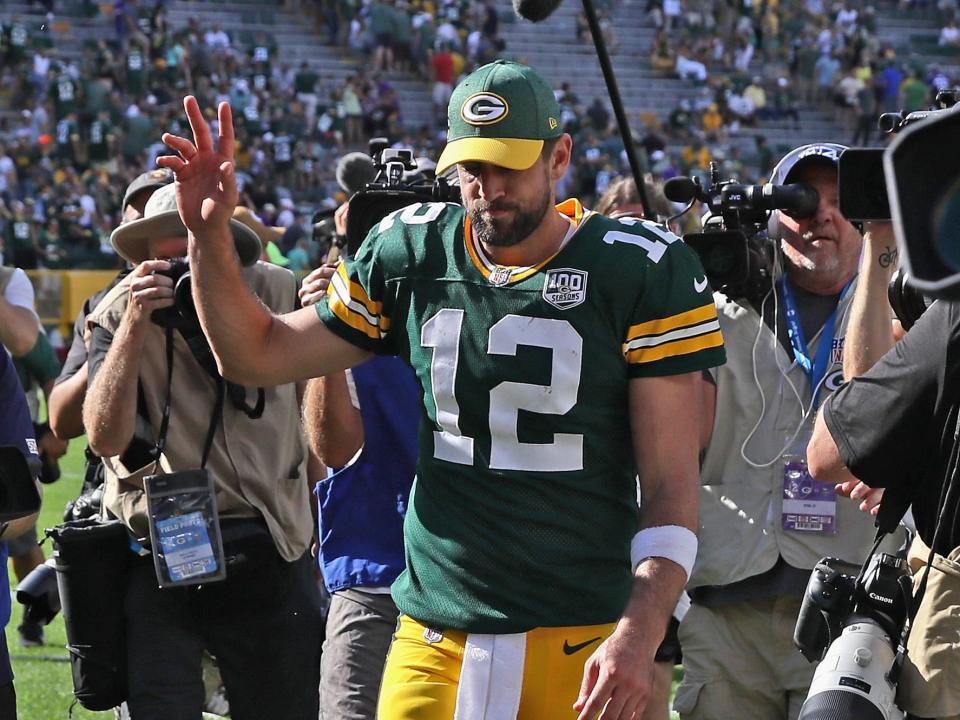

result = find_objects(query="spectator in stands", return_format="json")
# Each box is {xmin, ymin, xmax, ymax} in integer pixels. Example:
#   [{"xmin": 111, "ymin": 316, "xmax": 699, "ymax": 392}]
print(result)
[
  {"xmin": 814, "ymin": 51, "xmax": 842, "ymax": 106},
  {"xmin": 676, "ymin": 42, "xmax": 708, "ymax": 83},
  {"xmin": 650, "ymin": 30, "xmax": 676, "ymax": 71},
  {"xmin": 900, "ymin": 69, "xmax": 930, "ymax": 112},
  {"xmin": 432, "ymin": 43, "xmax": 455, "ymax": 127},
  {"xmin": 744, "ymin": 77, "xmax": 769, "ymax": 120},
  {"xmin": 851, "ymin": 80, "xmax": 878, "ymax": 146},
  {"xmin": 939, "ymin": 17, "xmax": 960, "ymax": 46},
  {"xmin": 369, "ymin": 0, "xmax": 395, "ymax": 72},
  {"xmin": 204, "ymin": 21, "xmax": 232, "ymax": 75},
  {"xmin": 586, "ymin": 97, "xmax": 610, "ymax": 133}
]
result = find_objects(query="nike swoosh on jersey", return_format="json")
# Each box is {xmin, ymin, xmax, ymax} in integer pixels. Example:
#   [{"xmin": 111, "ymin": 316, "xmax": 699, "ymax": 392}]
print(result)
[
  {"xmin": 562, "ymin": 637, "xmax": 602, "ymax": 655},
  {"xmin": 694, "ymin": 276, "xmax": 709, "ymax": 293}
]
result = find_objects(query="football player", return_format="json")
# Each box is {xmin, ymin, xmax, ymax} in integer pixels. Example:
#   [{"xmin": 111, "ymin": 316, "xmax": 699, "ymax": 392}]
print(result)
[{"xmin": 160, "ymin": 61, "xmax": 725, "ymax": 720}]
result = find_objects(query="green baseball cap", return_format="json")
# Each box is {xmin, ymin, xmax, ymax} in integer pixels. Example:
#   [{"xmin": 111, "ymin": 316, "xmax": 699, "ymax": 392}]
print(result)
[{"xmin": 436, "ymin": 60, "xmax": 563, "ymax": 176}]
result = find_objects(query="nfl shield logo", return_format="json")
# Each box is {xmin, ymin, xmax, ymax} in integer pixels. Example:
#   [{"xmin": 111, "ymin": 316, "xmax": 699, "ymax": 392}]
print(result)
[
  {"xmin": 543, "ymin": 268, "xmax": 588, "ymax": 310},
  {"xmin": 423, "ymin": 627, "xmax": 444, "ymax": 644},
  {"xmin": 489, "ymin": 266, "xmax": 512, "ymax": 286}
]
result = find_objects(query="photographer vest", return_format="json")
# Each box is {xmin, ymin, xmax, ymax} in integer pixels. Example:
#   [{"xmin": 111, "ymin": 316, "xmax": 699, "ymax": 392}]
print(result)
[
  {"xmin": 87, "ymin": 262, "xmax": 312, "ymax": 562},
  {"xmin": 691, "ymin": 278, "xmax": 903, "ymax": 589}
]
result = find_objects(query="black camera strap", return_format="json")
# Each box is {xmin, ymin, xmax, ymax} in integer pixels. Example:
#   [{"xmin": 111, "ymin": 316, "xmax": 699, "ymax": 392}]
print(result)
[
  {"xmin": 152, "ymin": 326, "xmax": 223, "ymax": 472},
  {"xmin": 177, "ymin": 324, "xmax": 264, "ymax": 420}
]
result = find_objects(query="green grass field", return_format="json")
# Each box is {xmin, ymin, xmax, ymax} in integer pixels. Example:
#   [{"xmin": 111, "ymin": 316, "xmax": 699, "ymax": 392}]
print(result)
[{"xmin": 9, "ymin": 440, "xmax": 683, "ymax": 719}]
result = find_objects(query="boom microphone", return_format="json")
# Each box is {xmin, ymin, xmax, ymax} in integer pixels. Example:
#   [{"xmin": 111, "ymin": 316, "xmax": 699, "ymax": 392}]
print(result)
[
  {"xmin": 663, "ymin": 176, "xmax": 705, "ymax": 204},
  {"xmin": 336, "ymin": 152, "xmax": 377, "ymax": 196},
  {"xmin": 512, "ymin": 0, "xmax": 564, "ymax": 22}
]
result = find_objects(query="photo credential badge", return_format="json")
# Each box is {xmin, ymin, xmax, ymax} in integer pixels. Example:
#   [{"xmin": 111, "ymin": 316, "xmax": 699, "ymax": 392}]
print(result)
[{"xmin": 782, "ymin": 459, "xmax": 837, "ymax": 534}]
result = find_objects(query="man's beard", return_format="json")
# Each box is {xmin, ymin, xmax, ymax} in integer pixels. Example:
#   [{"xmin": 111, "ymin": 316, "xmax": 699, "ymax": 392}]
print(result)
[{"xmin": 469, "ymin": 191, "xmax": 552, "ymax": 248}]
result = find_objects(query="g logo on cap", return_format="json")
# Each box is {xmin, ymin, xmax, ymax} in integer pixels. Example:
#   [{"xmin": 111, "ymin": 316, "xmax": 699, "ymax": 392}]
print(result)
[{"xmin": 461, "ymin": 93, "xmax": 509, "ymax": 125}]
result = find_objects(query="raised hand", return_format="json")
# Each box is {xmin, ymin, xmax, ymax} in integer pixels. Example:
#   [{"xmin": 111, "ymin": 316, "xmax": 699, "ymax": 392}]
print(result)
[{"xmin": 157, "ymin": 96, "xmax": 238, "ymax": 238}]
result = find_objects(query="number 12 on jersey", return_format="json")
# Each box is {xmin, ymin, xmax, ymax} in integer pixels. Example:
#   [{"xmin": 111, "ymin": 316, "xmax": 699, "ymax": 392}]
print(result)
[{"xmin": 421, "ymin": 309, "xmax": 584, "ymax": 473}]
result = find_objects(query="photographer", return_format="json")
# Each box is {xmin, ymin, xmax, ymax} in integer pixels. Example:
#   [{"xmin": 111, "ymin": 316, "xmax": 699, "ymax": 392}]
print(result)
[
  {"xmin": 300, "ymin": 262, "xmax": 418, "ymax": 720},
  {"xmin": 809, "ymin": 296, "xmax": 960, "ymax": 720},
  {"xmin": 675, "ymin": 143, "xmax": 904, "ymax": 720},
  {"xmin": 81, "ymin": 183, "xmax": 322, "ymax": 719}
]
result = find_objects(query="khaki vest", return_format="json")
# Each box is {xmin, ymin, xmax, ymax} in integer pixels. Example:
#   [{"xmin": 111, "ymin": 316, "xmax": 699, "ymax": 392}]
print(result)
[
  {"xmin": 691, "ymin": 279, "xmax": 904, "ymax": 589},
  {"xmin": 87, "ymin": 262, "xmax": 312, "ymax": 561}
]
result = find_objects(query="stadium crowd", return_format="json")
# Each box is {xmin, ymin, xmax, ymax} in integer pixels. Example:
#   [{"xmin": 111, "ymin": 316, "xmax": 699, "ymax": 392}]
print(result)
[
  {"xmin": 648, "ymin": 0, "xmax": 960, "ymax": 176},
  {"xmin": 2, "ymin": 0, "xmax": 959, "ymax": 273}
]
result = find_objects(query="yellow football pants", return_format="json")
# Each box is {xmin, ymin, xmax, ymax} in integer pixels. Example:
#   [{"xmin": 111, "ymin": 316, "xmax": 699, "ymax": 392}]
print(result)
[{"xmin": 377, "ymin": 615, "xmax": 617, "ymax": 720}]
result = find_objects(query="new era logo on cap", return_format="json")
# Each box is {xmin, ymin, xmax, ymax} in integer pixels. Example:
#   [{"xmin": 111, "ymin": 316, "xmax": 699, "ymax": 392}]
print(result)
[{"xmin": 461, "ymin": 93, "xmax": 509, "ymax": 125}]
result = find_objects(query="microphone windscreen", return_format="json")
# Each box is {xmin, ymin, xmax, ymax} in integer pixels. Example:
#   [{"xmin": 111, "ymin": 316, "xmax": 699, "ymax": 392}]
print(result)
[
  {"xmin": 512, "ymin": 0, "xmax": 563, "ymax": 22},
  {"xmin": 664, "ymin": 176, "xmax": 699, "ymax": 204},
  {"xmin": 336, "ymin": 152, "xmax": 376, "ymax": 196}
]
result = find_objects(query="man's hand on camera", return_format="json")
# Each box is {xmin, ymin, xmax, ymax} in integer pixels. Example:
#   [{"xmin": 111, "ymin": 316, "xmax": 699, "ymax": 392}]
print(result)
[
  {"xmin": 125, "ymin": 260, "xmax": 175, "ymax": 325},
  {"xmin": 158, "ymin": 96, "xmax": 238, "ymax": 244},
  {"xmin": 836, "ymin": 479, "xmax": 884, "ymax": 516},
  {"xmin": 298, "ymin": 262, "xmax": 340, "ymax": 307}
]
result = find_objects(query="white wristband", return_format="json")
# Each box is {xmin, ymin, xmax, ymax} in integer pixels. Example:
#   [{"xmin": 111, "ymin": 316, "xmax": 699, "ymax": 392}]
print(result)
[{"xmin": 629, "ymin": 525, "xmax": 698, "ymax": 580}]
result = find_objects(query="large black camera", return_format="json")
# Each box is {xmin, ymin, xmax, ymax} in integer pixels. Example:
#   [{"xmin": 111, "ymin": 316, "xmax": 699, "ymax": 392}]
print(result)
[
  {"xmin": 793, "ymin": 554, "xmax": 913, "ymax": 720},
  {"xmin": 340, "ymin": 141, "xmax": 460, "ymax": 257},
  {"xmin": 665, "ymin": 164, "xmax": 818, "ymax": 306},
  {"xmin": 150, "ymin": 258, "xmax": 198, "ymax": 331},
  {"xmin": 840, "ymin": 90, "xmax": 960, "ymax": 222}
]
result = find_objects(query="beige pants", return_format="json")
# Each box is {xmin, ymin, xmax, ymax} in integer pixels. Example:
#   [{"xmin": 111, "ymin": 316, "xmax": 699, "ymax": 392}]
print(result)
[
  {"xmin": 897, "ymin": 536, "xmax": 960, "ymax": 720},
  {"xmin": 675, "ymin": 594, "xmax": 815, "ymax": 720}
]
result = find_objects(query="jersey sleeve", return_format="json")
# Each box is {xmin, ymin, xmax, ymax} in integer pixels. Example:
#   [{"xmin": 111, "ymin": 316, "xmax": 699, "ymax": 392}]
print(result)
[
  {"xmin": 624, "ymin": 234, "xmax": 726, "ymax": 378},
  {"xmin": 315, "ymin": 226, "xmax": 397, "ymax": 355}
]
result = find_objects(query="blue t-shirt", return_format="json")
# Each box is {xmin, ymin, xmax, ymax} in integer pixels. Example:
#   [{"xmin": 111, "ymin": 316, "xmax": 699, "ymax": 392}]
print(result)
[{"xmin": 0, "ymin": 349, "xmax": 38, "ymax": 685}]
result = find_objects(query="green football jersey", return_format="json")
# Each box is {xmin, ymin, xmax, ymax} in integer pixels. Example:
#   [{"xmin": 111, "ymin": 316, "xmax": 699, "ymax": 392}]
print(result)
[{"xmin": 316, "ymin": 199, "xmax": 725, "ymax": 633}]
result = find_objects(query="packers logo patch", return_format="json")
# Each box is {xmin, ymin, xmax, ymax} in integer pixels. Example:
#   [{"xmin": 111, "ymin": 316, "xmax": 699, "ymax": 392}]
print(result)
[
  {"xmin": 543, "ymin": 268, "xmax": 587, "ymax": 310},
  {"xmin": 823, "ymin": 368, "xmax": 845, "ymax": 393},
  {"xmin": 461, "ymin": 93, "xmax": 509, "ymax": 125}
]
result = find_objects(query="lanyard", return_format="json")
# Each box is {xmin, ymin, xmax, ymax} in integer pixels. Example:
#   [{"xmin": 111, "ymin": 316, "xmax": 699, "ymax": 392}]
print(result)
[{"xmin": 778, "ymin": 276, "xmax": 853, "ymax": 403}]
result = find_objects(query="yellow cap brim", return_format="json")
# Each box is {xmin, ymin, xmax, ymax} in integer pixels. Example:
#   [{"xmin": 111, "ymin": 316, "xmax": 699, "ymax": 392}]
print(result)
[{"xmin": 435, "ymin": 137, "xmax": 544, "ymax": 176}]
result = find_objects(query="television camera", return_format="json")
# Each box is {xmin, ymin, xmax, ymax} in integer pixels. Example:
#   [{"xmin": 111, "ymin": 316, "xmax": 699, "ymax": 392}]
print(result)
[{"xmin": 663, "ymin": 164, "xmax": 818, "ymax": 306}]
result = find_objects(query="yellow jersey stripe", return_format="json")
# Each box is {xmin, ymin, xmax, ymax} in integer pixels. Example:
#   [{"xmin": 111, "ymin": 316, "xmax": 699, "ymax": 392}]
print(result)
[
  {"xmin": 624, "ymin": 319, "xmax": 721, "ymax": 351},
  {"xmin": 326, "ymin": 269, "xmax": 390, "ymax": 339},
  {"xmin": 626, "ymin": 304, "xmax": 718, "ymax": 341},
  {"xmin": 328, "ymin": 294, "xmax": 382, "ymax": 340},
  {"xmin": 625, "ymin": 330, "xmax": 724, "ymax": 365},
  {"xmin": 333, "ymin": 262, "xmax": 383, "ymax": 319}
]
